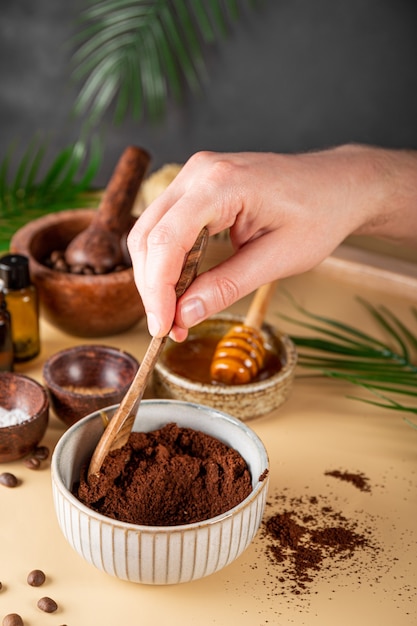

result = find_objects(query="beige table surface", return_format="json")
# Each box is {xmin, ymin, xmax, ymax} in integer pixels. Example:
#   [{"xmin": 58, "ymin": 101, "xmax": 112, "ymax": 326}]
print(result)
[{"xmin": 1, "ymin": 240, "xmax": 416, "ymax": 626}]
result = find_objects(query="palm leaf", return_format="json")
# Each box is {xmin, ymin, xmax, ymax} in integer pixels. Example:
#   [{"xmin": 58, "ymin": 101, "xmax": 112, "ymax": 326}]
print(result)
[
  {"xmin": 71, "ymin": 0, "xmax": 262, "ymax": 125},
  {"xmin": 356, "ymin": 297, "xmax": 410, "ymax": 362},
  {"xmin": 345, "ymin": 386, "xmax": 417, "ymax": 430},
  {"xmin": 278, "ymin": 294, "xmax": 417, "ymax": 425},
  {"xmin": 0, "ymin": 137, "xmax": 102, "ymax": 251}
]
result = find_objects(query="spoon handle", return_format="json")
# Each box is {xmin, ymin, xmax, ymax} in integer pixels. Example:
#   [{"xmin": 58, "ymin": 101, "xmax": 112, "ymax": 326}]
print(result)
[{"xmin": 88, "ymin": 227, "xmax": 209, "ymax": 478}]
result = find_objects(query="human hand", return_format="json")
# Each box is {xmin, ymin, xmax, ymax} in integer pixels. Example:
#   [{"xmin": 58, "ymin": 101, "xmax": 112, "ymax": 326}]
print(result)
[{"xmin": 127, "ymin": 144, "xmax": 415, "ymax": 340}]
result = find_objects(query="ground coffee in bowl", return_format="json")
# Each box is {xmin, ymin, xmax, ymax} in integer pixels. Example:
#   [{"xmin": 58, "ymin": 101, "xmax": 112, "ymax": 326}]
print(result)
[{"xmin": 76, "ymin": 422, "xmax": 253, "ymax": 526}]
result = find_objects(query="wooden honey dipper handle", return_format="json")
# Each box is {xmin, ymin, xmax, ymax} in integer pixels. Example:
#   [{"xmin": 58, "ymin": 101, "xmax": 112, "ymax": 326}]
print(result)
[
  {"xmin": 210, "ymin": 281, "xmax": 277, "ymax": 385},
  {"xmin": 243, "ymin": 282, "xmax": 277, "ymax": 329}
]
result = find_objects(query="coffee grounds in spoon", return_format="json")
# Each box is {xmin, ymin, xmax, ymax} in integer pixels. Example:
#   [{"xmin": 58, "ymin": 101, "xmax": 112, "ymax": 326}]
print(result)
[{"xmin": 76, "ymin": 422, "xmax": 253, "ymax": 526}]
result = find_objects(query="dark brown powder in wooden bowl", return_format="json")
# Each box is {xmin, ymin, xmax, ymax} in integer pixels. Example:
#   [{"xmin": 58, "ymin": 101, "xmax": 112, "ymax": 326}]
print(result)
[{"xmin": 76, "ymin": 422, "xmax": 253, "ymax": 526}]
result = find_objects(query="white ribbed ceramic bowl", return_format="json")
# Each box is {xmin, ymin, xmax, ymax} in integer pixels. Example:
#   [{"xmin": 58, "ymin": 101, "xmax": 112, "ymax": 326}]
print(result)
[{"xmin": 51, "ymin": 400, "xmax": 269, "ymax": 585}]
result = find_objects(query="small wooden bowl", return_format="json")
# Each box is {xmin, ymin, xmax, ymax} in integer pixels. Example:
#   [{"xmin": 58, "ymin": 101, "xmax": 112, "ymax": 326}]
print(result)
[
  {"xmin": 10, "ymin": 209, "xmax": 145, "ymax": 337},
  {"xmin": 43, "ymin": 344, "xmax": 139, "ymax": 426},
  {"xmin": 0, "ymin": 372, "xmax": 49, "ymax": 463}
]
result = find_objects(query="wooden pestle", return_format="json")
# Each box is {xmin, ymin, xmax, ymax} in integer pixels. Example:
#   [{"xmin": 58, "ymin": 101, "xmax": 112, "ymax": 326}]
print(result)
[
  {"xmin": 210, "ymin": 282, "xmax": 277, "ymax": 385},
  {"xmin": 65, "ymin": 145, "xmax": 151, "ymax": 274}
]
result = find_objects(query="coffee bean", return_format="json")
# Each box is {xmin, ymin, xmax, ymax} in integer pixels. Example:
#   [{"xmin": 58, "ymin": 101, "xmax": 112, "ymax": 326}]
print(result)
[
  {"xmin": 0, "ymin": 472, "xmax": 18, "ymax": 488},
  {"xmin": 27, "ymin": 569, "xmax": 46, "ymax": 587},
  {"xmin": 33, "ymin": 445, "xmax": 49, "ymax": 460},
  {"xmin": 44, "ymin": 249, "xmax": 130, "ymax": 275},
  {"xmin": 37, "ymin": 597, "xmax": 58, "ymax": 613},
  {"xmin": 23, "ymin": 457, "xmax": 40, "ymax": 470},
  {"xmin": 2, "ymin": 614, "xmax": 24, "ymax": 626},
  {"xmin": 50, "ymin": 250, "xmax": 64, "ymax": 264},
  {"xmin": 54, "ymin": 257, "xmax": 70, "ymax": 272},
  {"xmin": 48, "ymin": 251, "xmax": 68, "ymax": 271}
]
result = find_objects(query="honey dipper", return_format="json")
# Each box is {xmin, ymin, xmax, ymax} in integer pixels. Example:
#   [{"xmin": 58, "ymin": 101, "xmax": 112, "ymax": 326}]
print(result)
[{"xmin": 210, "ymin": 282, "xmax": 277, "ymax": 385}]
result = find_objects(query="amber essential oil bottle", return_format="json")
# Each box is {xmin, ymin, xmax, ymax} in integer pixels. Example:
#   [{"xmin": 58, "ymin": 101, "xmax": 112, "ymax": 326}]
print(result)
[{"xmin": 0, "ymin": 254, "xmax": 40, "ymax": 362}]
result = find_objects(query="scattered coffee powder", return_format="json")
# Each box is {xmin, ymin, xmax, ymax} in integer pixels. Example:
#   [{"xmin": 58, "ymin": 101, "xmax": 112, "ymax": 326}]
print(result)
[
  {"xmin": 257, "ymin": 470, "xmax": 379, "ymax": 604},
  {"xmin": 263, "ymin": 498, "xmax": 373, "ymax": 595},
  {"xmin": 325, "ymin": 469, "xmax": 371, "ymax": 492},
  {"xmin": 76, "ymin": 422, "xmax": 253, "ymax": 526}
]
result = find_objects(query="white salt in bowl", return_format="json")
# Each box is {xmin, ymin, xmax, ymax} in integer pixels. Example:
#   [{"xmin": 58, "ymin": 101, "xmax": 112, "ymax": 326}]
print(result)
[{"xmin": 51, "ymin": 399, "xmax": 269, "ymax": 585}]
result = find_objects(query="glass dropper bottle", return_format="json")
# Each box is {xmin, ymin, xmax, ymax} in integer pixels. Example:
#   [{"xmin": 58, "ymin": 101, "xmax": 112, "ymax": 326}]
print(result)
[{"xmin": 0, "ymin": 254, "xmax": 40, "ymax": 362}]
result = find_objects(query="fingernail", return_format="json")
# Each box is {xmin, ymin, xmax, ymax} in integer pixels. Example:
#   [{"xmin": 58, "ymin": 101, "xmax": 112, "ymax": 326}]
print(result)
[
  {"xmin": 180, "ymin": 298, "xmax": 206, "ymax": 328},
  {"xmin": 146, "ymin": 312, "xmax": 161, "ymax": 337}
]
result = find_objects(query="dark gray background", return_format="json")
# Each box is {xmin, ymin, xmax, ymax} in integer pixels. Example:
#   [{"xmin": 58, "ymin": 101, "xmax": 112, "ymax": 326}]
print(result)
[{"xmin": 1, "ymin": 0, "xmax": 416, "ymax": 186}]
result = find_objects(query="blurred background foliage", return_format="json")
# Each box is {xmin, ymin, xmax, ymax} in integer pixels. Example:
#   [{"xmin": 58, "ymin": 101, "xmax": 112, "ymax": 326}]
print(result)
[{"xmin": 0, "ymin": 0, "xmax": 261, "ymax": 251}]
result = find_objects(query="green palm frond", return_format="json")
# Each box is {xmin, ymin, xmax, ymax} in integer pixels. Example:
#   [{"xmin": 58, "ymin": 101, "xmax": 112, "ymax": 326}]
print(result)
[
  {"xmin": 278, "ymin": 292, "xmax": 417, "ymax": 427},
  {"xmin": 0, "ymin": 137, "xmax": 102, "ymax": 251},
  {"xmin": 72, "ymin": 0, "xmax": 262, "ymax": 125}
]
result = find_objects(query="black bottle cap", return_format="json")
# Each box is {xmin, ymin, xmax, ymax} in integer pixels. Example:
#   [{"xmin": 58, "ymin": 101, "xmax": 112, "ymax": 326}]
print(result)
[{"xmin": 0, "ymin": 254, "xmax": 31, "ymax": 290}]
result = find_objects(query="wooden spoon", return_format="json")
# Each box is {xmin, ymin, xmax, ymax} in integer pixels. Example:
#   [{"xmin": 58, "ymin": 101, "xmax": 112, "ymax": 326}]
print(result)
[
  {"xmin": 65, "ymin": 145, "xmax": 151, "ymax": 274},
  {"xmin": 88, "ymin": 227, "xmax": 209, "ymax": 479},
  {"xmin": 210, "ymin": 281, "xmax": 277, "ymax": 385}
]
